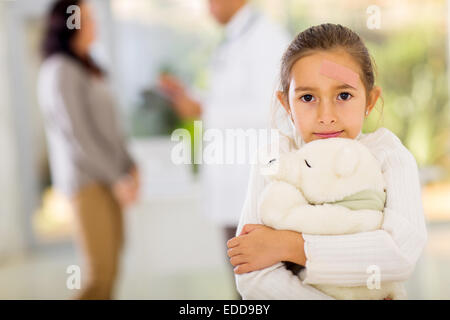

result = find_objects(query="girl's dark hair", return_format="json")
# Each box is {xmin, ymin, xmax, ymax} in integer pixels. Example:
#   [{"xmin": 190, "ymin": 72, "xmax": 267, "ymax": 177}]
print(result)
[
  {"xmin": 280, "ymin": 23, "xmax": 377, "ymax": 99},
  {"xmin": 42, "ymin": 0, "xmax": 103, "ymax": 76}
]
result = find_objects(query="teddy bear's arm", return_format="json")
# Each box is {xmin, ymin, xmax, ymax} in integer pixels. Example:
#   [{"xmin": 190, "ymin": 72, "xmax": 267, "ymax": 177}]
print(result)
[
  {"xmin": 259, "ymin": 180, "xmax": 382, "ymax": 234},
  {"xmin": 259, "ymin": 180, "xmax": 309, "ymax": 227},
  {"xmin": 272, "ymin": 203, "xmax": 383, "ymax": 235}
]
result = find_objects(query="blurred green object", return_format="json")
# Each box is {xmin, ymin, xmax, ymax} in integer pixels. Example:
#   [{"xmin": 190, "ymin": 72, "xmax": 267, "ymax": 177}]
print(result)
[
  {"xmin": 363, "ymin": 28, "xmax": 448, "ymax": 168},
  {"xmin": 130, "ymin": 88, "xmax": 200, "ymax": 175},
  {"xmin": 180, "ymin": 118, "xmax": 200, "ymax": 176},
  {"xmin": 131, "ymin": 88, "xmax": 182, "ymax": 137}
]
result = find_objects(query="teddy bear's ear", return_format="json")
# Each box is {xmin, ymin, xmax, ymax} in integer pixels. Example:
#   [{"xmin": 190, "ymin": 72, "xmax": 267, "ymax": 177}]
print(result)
[{"xmin": 333, "ymin": 144, "xmax": 360, "ymax": 178}]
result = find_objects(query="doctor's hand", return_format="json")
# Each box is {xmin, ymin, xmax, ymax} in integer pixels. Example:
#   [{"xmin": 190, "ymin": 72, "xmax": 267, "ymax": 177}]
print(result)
[
  {"xmin": 226, "ymin": 224, "xmax": 307, "ymax": 274},
  {"xmin": 158, "ymin": 73, "xmax": 202, "ymax": 119}
]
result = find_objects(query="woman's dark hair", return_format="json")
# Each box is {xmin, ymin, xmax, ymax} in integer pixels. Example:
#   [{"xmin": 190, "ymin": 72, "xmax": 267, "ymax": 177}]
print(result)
[{"xmin": 42, "ymin": 0, "xmax": 103, "ymax": 76}]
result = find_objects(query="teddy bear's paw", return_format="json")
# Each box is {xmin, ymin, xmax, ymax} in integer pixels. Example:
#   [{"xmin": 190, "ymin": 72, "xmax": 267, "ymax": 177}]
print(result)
[{"xmin": 258, "ymin": 181, "xmax": 307, "ymax": 227}]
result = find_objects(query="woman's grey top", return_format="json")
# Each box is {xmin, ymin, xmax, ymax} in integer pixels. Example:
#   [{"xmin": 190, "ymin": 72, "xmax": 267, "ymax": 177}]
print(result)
[{"xmin": 38, "ymin": 54, "xmax": 134, "ymax": 196}]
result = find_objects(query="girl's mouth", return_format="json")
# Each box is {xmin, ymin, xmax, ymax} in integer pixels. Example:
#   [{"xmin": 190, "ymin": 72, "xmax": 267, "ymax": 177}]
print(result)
[{"xmin": 313, "ymin": 130, "xmax": 344, "ymax": 138}]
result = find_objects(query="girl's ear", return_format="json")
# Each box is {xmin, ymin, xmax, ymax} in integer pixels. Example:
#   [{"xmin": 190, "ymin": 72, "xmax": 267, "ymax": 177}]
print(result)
[
  {"xmin": 366, "ymin": 86, "xmax": 382, "ymax": 115},
  {"xmin": 277, "ymin": 91, "xmax": 291, "ymax": 115}
]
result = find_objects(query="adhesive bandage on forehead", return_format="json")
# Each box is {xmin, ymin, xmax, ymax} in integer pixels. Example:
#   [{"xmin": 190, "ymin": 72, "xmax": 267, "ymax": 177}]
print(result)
[{"xmin": 319, "ymin": 59, "xmax": 360, "ymax": 89}]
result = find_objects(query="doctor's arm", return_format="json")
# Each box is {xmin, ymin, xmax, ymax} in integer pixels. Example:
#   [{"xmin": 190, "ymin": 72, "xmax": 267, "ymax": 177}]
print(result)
[{"xmin": 158, "ymin": 73, "xmax": 202, "ymax": 119}]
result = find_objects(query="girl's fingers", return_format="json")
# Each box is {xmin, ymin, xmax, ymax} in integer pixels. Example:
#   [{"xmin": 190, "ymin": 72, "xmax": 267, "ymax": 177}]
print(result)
[
  {"xmin": 240, "ymin": 224, "xmax": 262, "ymax": 235},
  {"xmin": 234, "ymin": 263, "xmax": 252, "ymax": 274},
  {"xmin": 226, "ymin": 237, "xmax": 240, "ymax": 248},
  {"xmin": 227, "ymin": 247, "xmax": 241, "ymax": 258},
  {"xmin": 229, "ymin": 255, "xmax": 247, "ymax": 267}
]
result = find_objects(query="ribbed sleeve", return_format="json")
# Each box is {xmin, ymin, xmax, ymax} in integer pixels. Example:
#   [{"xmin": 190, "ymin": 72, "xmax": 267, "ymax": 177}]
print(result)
[{"xmin": 302, "ymin": 128, "xmax": 427, "ymax": 286}]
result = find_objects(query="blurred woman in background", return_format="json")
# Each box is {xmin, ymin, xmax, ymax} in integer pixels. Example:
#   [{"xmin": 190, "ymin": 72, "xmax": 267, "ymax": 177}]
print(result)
[{"xmin": 38, "ymin": 0, "xmax": 139, "ymax": 299}]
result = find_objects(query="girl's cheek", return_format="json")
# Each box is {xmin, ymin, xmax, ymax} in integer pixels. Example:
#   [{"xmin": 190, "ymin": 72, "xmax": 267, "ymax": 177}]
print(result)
[
  {"xmin": 340, "ymin": 100, "xmax": 365, "ymax": 121},
  {"xmin": 296, "ymin": 118, "xmax": 315, "ymax": 139},
  {"xmin": 292, "ymin": 102, "xmax": 313, "ymax": 118},
  {"xmin": 345, "ymin": 115, "xmax": 365, "ymax": 138}
]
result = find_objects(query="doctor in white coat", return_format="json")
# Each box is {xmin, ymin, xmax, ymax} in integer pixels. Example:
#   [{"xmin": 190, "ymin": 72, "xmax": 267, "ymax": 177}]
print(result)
[{"xmin": 159, "ymin": 0, "xmax": 289, "ymax": 298}]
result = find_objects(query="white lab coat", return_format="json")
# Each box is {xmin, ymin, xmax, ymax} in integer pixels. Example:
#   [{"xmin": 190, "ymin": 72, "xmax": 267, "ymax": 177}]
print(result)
[{"xmin": 202, "ymin": 4, "xmax": 290, "ymax": 226}]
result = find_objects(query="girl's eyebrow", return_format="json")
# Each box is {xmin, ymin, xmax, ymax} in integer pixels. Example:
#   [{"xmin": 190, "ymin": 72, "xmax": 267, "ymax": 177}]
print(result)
[
  {"xmin": 294, "ymin": 86, "xmax": 316, "ymax": 92},
  {"xmin": 334, "ymin": 84, "xmax": 357, "ymax": 90},
  {"xmin": 294, "ymin": 84, "xmax": 356, "ymax": 92}
]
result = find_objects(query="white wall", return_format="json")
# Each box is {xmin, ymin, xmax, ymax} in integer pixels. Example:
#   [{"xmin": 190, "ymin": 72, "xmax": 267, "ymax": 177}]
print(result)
[{"xmin": 0, "ymin": 2, "xmax": 26, "ymax": 259}]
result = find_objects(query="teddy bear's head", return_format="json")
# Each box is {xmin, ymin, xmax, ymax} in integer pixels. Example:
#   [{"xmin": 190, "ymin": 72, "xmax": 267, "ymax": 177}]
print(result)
[{"xmin": 261, "ymin": 138, "xmax": 385, "ymax": 204}]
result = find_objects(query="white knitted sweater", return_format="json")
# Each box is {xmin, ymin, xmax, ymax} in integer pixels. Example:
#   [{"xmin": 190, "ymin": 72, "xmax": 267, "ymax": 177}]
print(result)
[{"xmin": 235, "ymin": 127, "xmax": 428, "ymax": 299}]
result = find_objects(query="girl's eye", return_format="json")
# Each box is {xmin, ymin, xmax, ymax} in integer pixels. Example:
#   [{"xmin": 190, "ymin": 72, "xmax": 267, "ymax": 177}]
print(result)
[
  {"xmin": 337, "ymin": 92, "xmax": 352, "ymax": 101},
  {"xmin": 300, "ymin": 94, "xmax": 315, "ymax": 103}
]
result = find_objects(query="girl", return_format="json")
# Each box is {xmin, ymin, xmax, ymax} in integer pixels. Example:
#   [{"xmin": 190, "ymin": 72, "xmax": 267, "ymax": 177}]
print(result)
[{"xmin": 226, "ymin": 23, "xmax": 428, "ymax": 299}]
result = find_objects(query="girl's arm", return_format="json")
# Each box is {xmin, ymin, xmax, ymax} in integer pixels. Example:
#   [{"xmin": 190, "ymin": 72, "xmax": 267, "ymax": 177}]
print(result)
[
  {"xmin": 231, "ymin": 129, "xmax": 427, "ymax": 288},
  {"xmin": 284, "ymin": 129, "xmax": 427, "ymax": 285},
  {"xmin": 298, "ymin": 131, "xmax": 428, "ymax": 286},
  {"xmin": 230, "ymin": 159, "xmax": 333, "ymax": 300}
]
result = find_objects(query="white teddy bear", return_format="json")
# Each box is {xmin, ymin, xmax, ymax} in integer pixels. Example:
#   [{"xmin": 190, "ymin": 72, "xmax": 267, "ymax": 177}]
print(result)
[{"xmin": 258, "ymin": 137, "xmax": 406, "ymax": 300}]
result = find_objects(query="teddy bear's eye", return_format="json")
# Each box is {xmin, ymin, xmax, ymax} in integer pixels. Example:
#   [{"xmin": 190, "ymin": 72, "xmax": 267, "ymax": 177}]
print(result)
[
  {"xmin": 304, "ymin": 159, "xmax": 312, "ymax": 168},
  {"xmin": 268, "ymin": 158, "xmax": 276, "ymax": 165}
]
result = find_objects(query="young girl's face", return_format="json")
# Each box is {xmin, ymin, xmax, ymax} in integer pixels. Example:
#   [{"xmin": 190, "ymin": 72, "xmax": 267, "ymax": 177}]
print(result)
[{"xmin": 278, "ymin": 48, "xmax": 381, "ymax": 143}]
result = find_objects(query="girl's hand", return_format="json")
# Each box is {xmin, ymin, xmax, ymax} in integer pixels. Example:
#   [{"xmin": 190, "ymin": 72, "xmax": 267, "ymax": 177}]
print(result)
[{"xmin": 226, "ymin": 224, "xmax": 307, "ymax": 274}]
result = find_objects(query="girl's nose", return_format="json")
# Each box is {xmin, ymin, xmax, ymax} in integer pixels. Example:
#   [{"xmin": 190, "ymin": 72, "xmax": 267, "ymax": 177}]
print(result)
[{"xmin": 317, "ymin": 100, "xmax": 337, "ymax": 125}]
